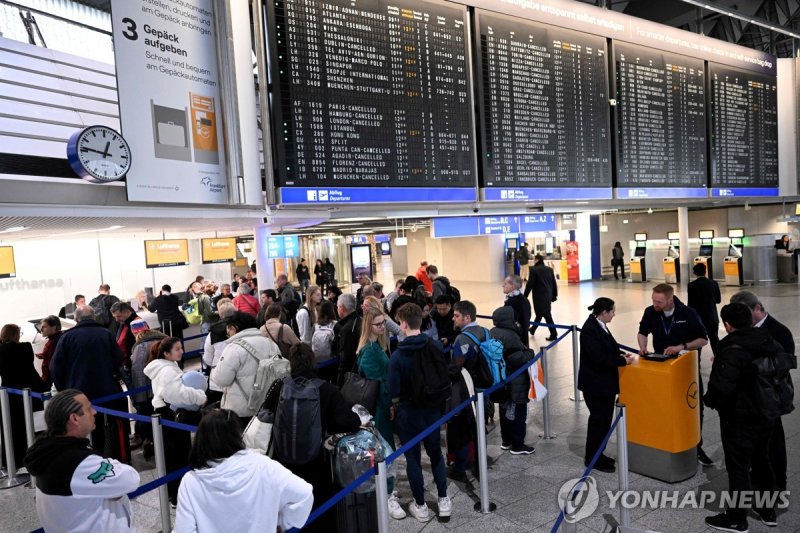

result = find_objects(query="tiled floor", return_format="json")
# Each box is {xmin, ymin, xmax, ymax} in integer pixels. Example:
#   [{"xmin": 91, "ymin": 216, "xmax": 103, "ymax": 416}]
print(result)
[{"xmin": 3, "ymin": 263, "xmax": 799, "ymax": 532}]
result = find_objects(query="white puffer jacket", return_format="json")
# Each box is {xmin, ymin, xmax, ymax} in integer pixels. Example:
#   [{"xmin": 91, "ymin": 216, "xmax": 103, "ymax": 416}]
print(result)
[
  {"xmin": 210, "ymin": 328, "xmax": 280, "ymax": 417},
  {"xmin": 144, "ymin": 359, "xmax": 207, "ymax": 410}
]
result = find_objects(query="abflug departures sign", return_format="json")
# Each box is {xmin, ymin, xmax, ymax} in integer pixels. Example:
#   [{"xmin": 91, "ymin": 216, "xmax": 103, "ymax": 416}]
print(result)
[
  {"xmin": 475, "ymin": 11, "xmax": 612, "ymax": 201},
  {"xmin": 269, "ymin": 0, "xmax": 477, "ymax": 204}
]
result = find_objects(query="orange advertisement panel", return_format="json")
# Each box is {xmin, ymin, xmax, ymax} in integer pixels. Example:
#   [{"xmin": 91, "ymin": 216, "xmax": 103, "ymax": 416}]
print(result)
[
  {"xmin": 202, "ymin": 238, "xmax": 237, "ymax": 264},
  {"xmin": 144, "ymin": 239, "xmax": 189, "ymax": 268},
  {"xmin": 0, "ymin": 246, "xmax": 16, "ymax": 278},
  {"xmin": 723, "ymin": 261, "xmax": 739, "ymax": 276}
]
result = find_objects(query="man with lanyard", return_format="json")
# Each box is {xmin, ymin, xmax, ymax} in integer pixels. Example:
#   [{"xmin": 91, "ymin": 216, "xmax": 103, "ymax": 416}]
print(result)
[{"xmin": 638, "ymin": 283, "xmax": 711, "ymax": 466}]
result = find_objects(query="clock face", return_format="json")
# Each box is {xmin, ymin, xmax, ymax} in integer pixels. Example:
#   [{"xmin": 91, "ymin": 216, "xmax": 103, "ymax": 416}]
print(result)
[{"xmin": 67, "ymin": 126, "xmax": 131, "ymax": 183}]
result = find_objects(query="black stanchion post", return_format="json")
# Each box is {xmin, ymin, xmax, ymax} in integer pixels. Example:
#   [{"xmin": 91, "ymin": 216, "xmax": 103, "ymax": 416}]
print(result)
[
  {"xmin": 22, "ymin": 388, "xmax": 36, "ymax": 489},
  {"xmin": 569, "ymin": 325, "xmax": 582, "ymax": 402},
  {"xmin": 151, "ymin": 414, "xmax": 171, "ymax": 532},
  {"xmin": 0, "ymin": 388, "xmax": 30, "ymax": 488}
]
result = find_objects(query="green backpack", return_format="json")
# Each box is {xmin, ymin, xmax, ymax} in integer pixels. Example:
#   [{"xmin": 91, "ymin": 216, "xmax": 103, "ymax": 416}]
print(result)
[{"xmin": 182, "ymin": 298, "xmax": 202, "ymax": 326}]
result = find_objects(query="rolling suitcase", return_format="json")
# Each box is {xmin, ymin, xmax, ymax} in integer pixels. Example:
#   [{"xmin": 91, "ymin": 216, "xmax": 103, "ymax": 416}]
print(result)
[{"xmin": 335, "ymin": 490, "xmax": 378, "ymax": 532}]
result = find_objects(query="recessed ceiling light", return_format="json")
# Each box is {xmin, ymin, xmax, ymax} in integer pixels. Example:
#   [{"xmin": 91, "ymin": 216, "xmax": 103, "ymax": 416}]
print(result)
[{"xmin": 0, "ymin": 226, "xmax": 29, "ymax": 234}]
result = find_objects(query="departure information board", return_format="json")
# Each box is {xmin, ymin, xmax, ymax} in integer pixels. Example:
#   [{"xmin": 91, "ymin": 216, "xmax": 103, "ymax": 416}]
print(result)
[
  {"xmin": 615, "ymin": 43, "xmax": 707, "ymax": 198},
  {"xmin": 268, "ymin": 0, "xmax": 477, "ymax": 204},
  {"xmin": 476, "ymin": 12, "xmax": 611, "ymax": 201},
  {"xmin": 709, "ymin": 63, "xmax": 778, "ymax": 196}
]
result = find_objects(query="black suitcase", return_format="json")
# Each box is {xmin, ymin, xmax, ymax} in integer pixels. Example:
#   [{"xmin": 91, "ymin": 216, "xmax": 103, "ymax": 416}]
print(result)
[{"xmin": 336, "ymin": 490, "xmax": 378, "ymax": 533}]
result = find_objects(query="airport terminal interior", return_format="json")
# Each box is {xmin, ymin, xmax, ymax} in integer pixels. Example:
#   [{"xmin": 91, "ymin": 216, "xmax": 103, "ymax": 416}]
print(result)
[{"xmin": 2, "ymin": 0, "xmax": 800, "ymax": 531}]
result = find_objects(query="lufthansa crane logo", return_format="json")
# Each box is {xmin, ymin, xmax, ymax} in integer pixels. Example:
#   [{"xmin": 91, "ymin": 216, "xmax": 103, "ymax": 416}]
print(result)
[{"xmin": 686, "ymin": 381, "xmax": 699, "ymax": 409}]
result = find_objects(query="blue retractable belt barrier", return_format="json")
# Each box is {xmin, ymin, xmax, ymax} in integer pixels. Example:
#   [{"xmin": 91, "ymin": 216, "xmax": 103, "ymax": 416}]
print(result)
[
  {"xmin": 475, "ymin": 315, "xmax": 574, "ymax": 330},
  {"xmin": 183, "ymin": 333, "xmax": 207, "ymax": 342},
  {"xmin": 93, "ymin": 386, "xmax": 152, "ymax": 405},
  {"xmin": 4, "ymin": 387, "xmax": 44, "ymax": 399},
  {"xmin": 92, "ymin": 404, "xmax": 152, "ymax": 425},
  {"xmin": 127, "ymin": 466, "xmax": 190, "ymax": 499},
  {"xmin": 550, "ymin": 411, "xmax": 624, "ymax": 533}
]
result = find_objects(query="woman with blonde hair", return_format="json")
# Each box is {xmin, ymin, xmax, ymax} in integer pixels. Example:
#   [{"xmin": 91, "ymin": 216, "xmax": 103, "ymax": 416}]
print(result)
[
  {"xmin": 296, "ymin": 285, "xmax": 322, "ymax": 344},
  {"xmin": 362, "ymin": 296, "xmax": 402, "ymax": 338},
  {"xmin": 356, "ymin": 307, "xmax": 404, "ymax": 519}
]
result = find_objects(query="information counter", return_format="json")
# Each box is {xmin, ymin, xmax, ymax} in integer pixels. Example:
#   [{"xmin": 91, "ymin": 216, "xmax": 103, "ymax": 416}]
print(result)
[{"xmin": 618, "ymin": 351, "xmax": 700, "ymax": 483}]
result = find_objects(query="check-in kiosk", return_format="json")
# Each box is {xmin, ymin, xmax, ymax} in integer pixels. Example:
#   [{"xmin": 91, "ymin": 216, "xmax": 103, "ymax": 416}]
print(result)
[
  {"xmin": 663, "ymin": 231, "xmax": 680, "ymax": 284},
  {"xmin": 505, "ymin": 237, "xmax": 519, "ymax": 277},
  {"xmin": 630, "ymin": 233, "xmax": 647, "ymax": 282},
  {"xmin": 724, "ymin": 228, "xmax": 744, "ymax": 286},
  {"xmin": 694, "ymin": 229, "xmax": 714, "ymax": 279},
  {"xmin": 618, "ymin": 351, "xmax": 700, "ymax": 483}
]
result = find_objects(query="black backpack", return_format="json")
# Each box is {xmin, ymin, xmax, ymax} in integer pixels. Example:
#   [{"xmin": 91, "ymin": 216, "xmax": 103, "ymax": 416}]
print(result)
[
  {"xmin": 436, "ymin": 278, "xmax": 461, "ymax": 304},
  {"xmin": 89, "ymin": 294, "xmax": 114, "ymax": 327},
  {"xmin": 271, "ymin": 376, "xmax": 324, "ymax": 464},
  {"xmin": 750, "ymin": 349, "xmax": 796, "ymax": 421},
  {"xmin": 411, "ymin": 338, "xmax": 452, "ymax": 410}
]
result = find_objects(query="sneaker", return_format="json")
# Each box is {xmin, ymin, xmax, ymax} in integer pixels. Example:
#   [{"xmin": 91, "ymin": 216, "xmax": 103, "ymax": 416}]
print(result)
[
  {"xmin": 438, "ymin": 496, "xmax": 452, "ymax": 518},
  {"xmin": 500, "ymin": 442, "xmax": 511, "ymax": 450},
  {"xmin": 408, "ymin": 502, "xmax": 432, "ymax": 523},
  {"xmin": 705, "ymin": 513, "xmax": 748, "ymax": 532},
  {"xmin": 754, "ymin": 508, "xmax": 777, "ymax": 527},
  {"xmin": 509, "ymin": 444, "xmax": 535, "ymax": 455},
  {"xmin": 698, "ymin": 448, "xmax": 716, "ymax": 467},
  {"xmin": 387, "ymin": 493, "xmax": 406, "ymax": 520}
]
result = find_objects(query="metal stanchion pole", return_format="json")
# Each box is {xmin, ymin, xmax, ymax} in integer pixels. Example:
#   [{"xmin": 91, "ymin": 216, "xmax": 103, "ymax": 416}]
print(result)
[
  {"xmin": 616, "ymin": 403, "xmax": 630, "ymax": 528},
  {"xmin": 375, "ymin": 461, "xmax": 390, "ymax": 533},
  {"xmin": 569, "ymin": 325, "xmax": 582, "ymax": 402},
  {"xmin": 473, "ymin": 392, "xmax": 496, "ymax": 513},
  {"xmin": 561, "ymin": 518, "xmax": 578, "ymax": 532},
  {"xmin": 0, "ymin": 388, "xmax": 30, "ymax": 488},
  {"xmin": 541, "ymin": 347, "xmax": 556, "ymax": 439},
  {"xmin": 22, "ymin": 389, "xmax": 36, "ymax": 489},
  {"xmin": 151, "ymin": 414, "xmax": 171, "ymax": 533}
]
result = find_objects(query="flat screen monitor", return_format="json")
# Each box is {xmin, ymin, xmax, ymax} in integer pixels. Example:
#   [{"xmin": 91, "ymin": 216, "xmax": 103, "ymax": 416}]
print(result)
[
  {"xmin": 202, "ymin": 237, "xmax": 237, "ymax": 264},
  {"xmin": 634, "ymin": 233, "xmax": 647, "ymax": 242},
  {"xmin": 545, "ymin": 237, "xmax": 556, "ymax": 255},
  {"xmin": 350, "ymin": 244, "xmax": 373, "ymax": 281},
  {"xmin": 144, "ymin": 239, "xmax": 189, "ymax": 268},
  {"xmin": 699, "ymin": 230, "xmax": 714, "ymax": 239},
  {"xmin": 728, "ymin": 228, "xmax": 744, "ymax": 238},
  {"xmin": 506, "ymin": 238, "xmax": 518, "ymax": 250},
  {"xmin": 699, "ymin": 244, "xmax": 713, "ymax": 256},
  {"xmin": 0, "ymin": 246, "xmax": 16, "ymax": 278},
  {"xmin": 667, "ymin": 231, "xmax": 680, "ymax": 241},
  {"xmin": 634, "ymin": 246, "xmax": 646, "ymax": 257}
]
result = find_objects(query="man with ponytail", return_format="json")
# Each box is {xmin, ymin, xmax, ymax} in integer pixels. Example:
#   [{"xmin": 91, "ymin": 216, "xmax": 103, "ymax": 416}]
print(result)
[{"xmin": 24, "ymin": 389, "xmax": 140, "ymax": 532}]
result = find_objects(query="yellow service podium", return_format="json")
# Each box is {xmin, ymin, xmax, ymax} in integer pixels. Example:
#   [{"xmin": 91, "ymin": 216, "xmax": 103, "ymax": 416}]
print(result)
[{"xmin": 619, "ymin": 351, "xmax": 700, "ymax": 483}]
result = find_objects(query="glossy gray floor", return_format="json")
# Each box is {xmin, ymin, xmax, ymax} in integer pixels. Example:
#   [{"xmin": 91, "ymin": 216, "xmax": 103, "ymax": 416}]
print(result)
[{"xmin": 3, "ymin": 276, "xmax": 799, "ymax": 532}]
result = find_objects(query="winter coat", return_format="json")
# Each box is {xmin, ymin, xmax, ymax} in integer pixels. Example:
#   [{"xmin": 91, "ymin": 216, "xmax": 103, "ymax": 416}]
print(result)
[
  {"xmin": 705, "ymin": 327, "xmax": 786, "ymax": 419},
  {"xmin": 210, "ymin": 329, "xmax": 280, "ymax": 417},
  {"xmin": 504, "ymin": 292, "xmax": 532, "ymax": 347},
  {"xmin": 24, "ymin": 436, "xmax": 139, "ymax": 533},
  {"xmin": 490, "ymin": 307, "xmax": 534, "ymax": 403},
  {"xmin": 357, "ymin": 341, "xmax": 392, "ymax": 446},
  {"xmin": 130, "ymin": 331, "xmax": 167, "ymax": 404},
  {"xmin": 524, "ymin": 262, "xmax": 558, "ymax": 315},
  {"xmin": 50, "ymin": 320, "xmax": 124, "ymax": 401},
  {"xmin": 174, "ymin": 450, "xmax": 313, "ymax": 533},
  {"xmin": 144, "ymin": 359, "xmax": 207, "ymax": 410}
]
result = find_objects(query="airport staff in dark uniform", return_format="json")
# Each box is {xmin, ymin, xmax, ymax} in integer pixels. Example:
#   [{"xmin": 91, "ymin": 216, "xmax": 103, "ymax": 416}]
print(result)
[
  {"xmin": 638, "ymin": 283, "xmax": 711, "ymax": 466},
  {"xmin": 578, "ymin": 297, "xmax": 634, "ymax": 473}
]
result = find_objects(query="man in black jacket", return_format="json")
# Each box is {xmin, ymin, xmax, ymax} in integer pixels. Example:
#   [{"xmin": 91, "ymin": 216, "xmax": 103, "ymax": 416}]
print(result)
[
  {"xmin": 688, "ymin": 262, "xmax": 722, "ymax": 354},
  {"xmin": 524, "ymin": 255, "xmax": 558, "ymax": 341},
  {"xmin": 503, "ymin": 275, "xmax": 531, "ymax": 347},
  {"xmin": 430, "ymin": 295, "xmax": 457, "ymax": 347},
  {"xmin": 149, "ymin": 284, "xmax": 185, "ymax": 339},
  {"xmin": 730, "ymin": 290, "xmax": 795, "ymax": 494},
  {"xmin": 334, "ymin": 293, "xmax": 361, "ymax": 386},
  {"xmin": 704, "ymin": 303, "xmax": 783, "ymax": 532}
]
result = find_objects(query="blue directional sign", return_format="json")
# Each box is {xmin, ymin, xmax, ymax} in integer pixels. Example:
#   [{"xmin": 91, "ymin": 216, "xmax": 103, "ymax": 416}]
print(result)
[
  {"xmin": 616, "ymin": 187, "xmax": 708, "ymax": 199},
  {"xmin": 282, "ymin": 235, "xmax": 300, "ymax": 257},
  {"xmin": 267, "ymin": 235, "xmax": 300, "ymax": 258},
  {"xmin": 433, "ymin": 214, "xmax": 556, "ymax": 238},
  {"xmin": 280, "ymin": 187, "xmax": 477, "ymax": 205},
  {"xmin": 710, "ymin": 188, "xmax": 779, "ymax": 198},
  {"xmin": 484, "ymin": 188, "xmax": 611, "ymax": 201},
  {"xmin": 266, "ymin": 236, "xmax": 285, "ymax": 259}
]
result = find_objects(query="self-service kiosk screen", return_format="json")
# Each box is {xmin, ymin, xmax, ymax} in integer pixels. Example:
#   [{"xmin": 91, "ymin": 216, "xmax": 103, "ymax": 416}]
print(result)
[
  {"xmin": 634, "ymin": 246, "xmax": 646, "ymax": 257},
  {"xmin": 699, "ymin": 244, "xmax": 713, "ymax": 256}
]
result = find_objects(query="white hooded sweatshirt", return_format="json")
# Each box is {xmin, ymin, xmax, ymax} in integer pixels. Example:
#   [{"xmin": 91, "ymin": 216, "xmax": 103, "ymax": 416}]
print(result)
[
  {"xmin": 143, "ymin": 359, "xmax": 206, "ymax": 409},
  {"xmin": 173, "ymin": 449, "xmax": 314, "ymax": 533}
]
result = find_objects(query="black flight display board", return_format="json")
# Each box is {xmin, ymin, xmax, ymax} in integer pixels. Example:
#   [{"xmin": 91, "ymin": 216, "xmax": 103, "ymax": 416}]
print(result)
[
  {"xmin": 709, "ymin": 63, "xmax": 778, "ymax": 195},
  {"xmin": 614, "ymin": 43, "xmax": 707, "ymax": 198},
  {"xmin": 476, "ymin": 11, "xmax": 612, "ymax": 201},
  {"xmin": 268, "ymin": 0, "xmax": 477, "ymax": 204}
]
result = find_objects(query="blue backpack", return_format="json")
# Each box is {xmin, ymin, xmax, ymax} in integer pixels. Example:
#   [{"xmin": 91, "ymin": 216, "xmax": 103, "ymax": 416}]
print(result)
[{"xmin": 462, "ymin": 328, "xmax": 506, "ymax": 387}]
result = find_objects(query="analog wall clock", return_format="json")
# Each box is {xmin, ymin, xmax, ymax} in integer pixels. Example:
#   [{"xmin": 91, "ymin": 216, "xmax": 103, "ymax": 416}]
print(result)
[{"xmin": 66, "ymin": 125, "xmax": 132, "ymax": 183}]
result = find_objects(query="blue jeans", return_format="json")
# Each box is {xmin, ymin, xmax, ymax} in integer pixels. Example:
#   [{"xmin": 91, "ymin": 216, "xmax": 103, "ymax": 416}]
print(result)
[{"xmin": 395, "ymin": 405, "xmax": 448, "ymax": 505}]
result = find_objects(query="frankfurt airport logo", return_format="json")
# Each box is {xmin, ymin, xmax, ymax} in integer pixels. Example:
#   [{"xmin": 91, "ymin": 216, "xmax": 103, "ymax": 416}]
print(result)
[{"xmin": 557, "ymin": 476, "xmax": 790, "ymax": 523}]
